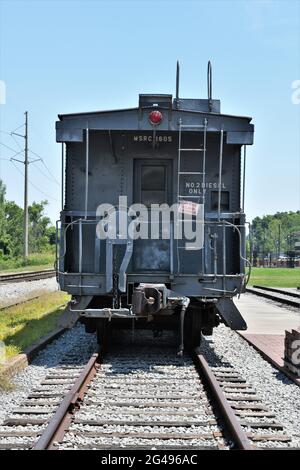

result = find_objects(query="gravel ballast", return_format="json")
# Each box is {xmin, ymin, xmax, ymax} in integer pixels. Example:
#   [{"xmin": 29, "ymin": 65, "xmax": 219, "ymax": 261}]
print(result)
[
  {"xmin": 0, "ymin": 324, "xmax": 96, "ymax": 426},
  {"xmin": 1, "ymin": 322, "xmax": 300, "ymax": 450},
  {"xmin": 201, "ymin": 325, "xmax": 300, "ymax": 448},
  {"xmin": 57, "ymin": 330, "xmax": 228, "ymax": 450},
  {"xmin": 0, "ymin": 277, "xmax": 59, "ymax": 308}
]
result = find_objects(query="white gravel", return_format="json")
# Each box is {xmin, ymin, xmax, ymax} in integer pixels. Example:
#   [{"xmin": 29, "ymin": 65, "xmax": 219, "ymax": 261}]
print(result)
[
  {"xmin": 58, "ymin": 330, "xmax": 228, "ymax": 450},
  {"xmin": 201, "ymin": 325, "xmax": 300, "ymax": 448},
  {"xmin": 0, "ymin": 277, "xmax": 59, "ymax": 308},
  {"xmin": 0, "ymin": 324, "xmax": 96, "ymax": 426},
  {"xmin": 2, "ymin": 324, "xmax": 300, "ymax": 450}
]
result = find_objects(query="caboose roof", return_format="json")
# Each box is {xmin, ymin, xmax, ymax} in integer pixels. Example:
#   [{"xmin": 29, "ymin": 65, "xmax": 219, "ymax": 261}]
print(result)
[
  {"xmin": 58, "ymin": 107, "xmax": 252, "ymax": 121},
  {"xmin": 56, "ymin": 94, "xmax": 254, "ymax": 145}
]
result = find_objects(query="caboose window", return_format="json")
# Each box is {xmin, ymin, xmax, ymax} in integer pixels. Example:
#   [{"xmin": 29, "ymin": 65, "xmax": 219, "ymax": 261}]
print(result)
[
  {"xmin": 141, "ymin": 165, "xmax": 166, "ymax": 206},
  {"xmin": 211, "ymin": 191, "xmax": 230, "ymax": 211}
]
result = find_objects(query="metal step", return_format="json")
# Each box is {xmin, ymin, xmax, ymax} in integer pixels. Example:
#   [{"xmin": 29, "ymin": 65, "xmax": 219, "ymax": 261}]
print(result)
[
  {"xmin": 178, "ymin": 195, "xmax": 203, "ymax": 198},
  {"xmin": 179, "ymin": 148, "xmax": 205, "ymax": 152},
  {"xmin": 178, "ymin": 171, "xmax": 204, "ymax": 174}
]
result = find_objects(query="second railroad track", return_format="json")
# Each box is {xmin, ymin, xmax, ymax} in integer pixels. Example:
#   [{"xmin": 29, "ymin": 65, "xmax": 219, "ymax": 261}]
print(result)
[
  {"xmin": 0, "ymin": 269, "xmax": 56, "ymax": 284},
  {"xmin": 246, "ymin": 285, "xmax": 300, "ymax": 308}
]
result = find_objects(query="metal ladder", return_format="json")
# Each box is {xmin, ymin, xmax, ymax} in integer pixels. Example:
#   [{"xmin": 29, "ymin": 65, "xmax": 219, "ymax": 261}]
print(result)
[
  {"xmin": 177, "ymin": 119, "xmax": 208, "ymax": 209},
  {"xmin": 175, "ymin": 119, "xmax": 208, "ymax": 272}
]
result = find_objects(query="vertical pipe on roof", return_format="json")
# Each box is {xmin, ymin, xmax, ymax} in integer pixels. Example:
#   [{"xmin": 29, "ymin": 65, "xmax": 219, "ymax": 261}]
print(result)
[
  {"xmin": 207, "ymin": 61, "xmax": 213, "ymax": 112},
  {"xmin": 176, "ymin": 61, "xmax": 180, "ymax": 104}
]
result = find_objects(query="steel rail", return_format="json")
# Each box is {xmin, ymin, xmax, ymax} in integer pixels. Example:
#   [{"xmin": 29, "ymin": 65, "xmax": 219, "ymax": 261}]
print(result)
[
  {"xmin": 0, "ymin": 269, "xmax": 56, "ymax": 284},
  {"xmin": 193, "ymin": 351, "xmax": 253, "ymax": 450},
  {"xmin": 252, "ymin": 285, "xmax": 300, "ymax": 299},
  {"xmin": 246, "ymin": 286, "xmax": 300, "ymax": 308},
  {"xmin": 0, "ymin": 294, "xmax": 42, "ymax": 311},
  {"xmin": 33, "ymin": 352, "xmax": 100, "ymax": 450},
  {"xmin": 34, "ymin": 349, "xmax": 253, "ymax": 450}
]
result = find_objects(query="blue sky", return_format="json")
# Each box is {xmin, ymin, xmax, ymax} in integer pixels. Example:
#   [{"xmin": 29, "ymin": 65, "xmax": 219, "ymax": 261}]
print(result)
[{"xmin": 0, "ymin": 0, "xmax": 299, "ymax": 223}]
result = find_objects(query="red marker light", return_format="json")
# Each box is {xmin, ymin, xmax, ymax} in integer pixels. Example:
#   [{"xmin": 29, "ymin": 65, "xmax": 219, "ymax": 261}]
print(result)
[{"xmin": 149, "ymin": 110, "xmax": 163, "ymax": 125}]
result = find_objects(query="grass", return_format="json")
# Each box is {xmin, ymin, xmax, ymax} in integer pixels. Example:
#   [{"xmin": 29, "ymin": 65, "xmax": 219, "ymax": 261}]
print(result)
[
  {"xmin": 248, "ymin": 267, "xmax": 300, "ymax": 288},
  {"xmin": 0, "ymin": 264, "xmax": 54, "ymax": 274},
  {"xmin": 0, "ymin": 291, "xmax": 69, "ymax": 361},
  {"xmin": 0, "ymin": 252, "xmax": 55, "ymax": 273},
  {"xmin": 0, "ymin": 374, "xmax": 16, "ymax": 392}
]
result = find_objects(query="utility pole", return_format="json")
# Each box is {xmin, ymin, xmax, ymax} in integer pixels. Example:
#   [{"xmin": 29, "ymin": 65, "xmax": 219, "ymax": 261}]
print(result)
[
  {"xmin": 24, "ymin": 111, "xmax": 29, "ymax": 261},
  {"xmin": 11, "ymin": 112, "xmax": 32, "ymax": 262},
  {"xmin": 278, "ymin": 222, "xmax": 281, "ymax": 261}
]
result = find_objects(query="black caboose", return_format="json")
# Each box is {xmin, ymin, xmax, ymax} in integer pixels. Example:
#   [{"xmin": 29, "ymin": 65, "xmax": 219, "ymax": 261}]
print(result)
[{"xmin": 56, "ymin": 63, "xmax": 254, "ymax": 352}]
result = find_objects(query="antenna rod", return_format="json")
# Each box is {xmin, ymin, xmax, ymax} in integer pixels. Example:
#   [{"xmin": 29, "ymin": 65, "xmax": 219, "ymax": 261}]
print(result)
[
  {"xmin": 176, "ymin": 61, "xmax": 180, "ymax": 101},
  {"xmin": 207, "ymin": 60, "xmax": 213, "ymax": 111}
]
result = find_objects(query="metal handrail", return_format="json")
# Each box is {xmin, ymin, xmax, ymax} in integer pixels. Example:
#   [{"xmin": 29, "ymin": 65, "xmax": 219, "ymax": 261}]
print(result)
[
  {"xmin": 221, "ymin": 219, "xmax": 252, "ymax": 288},
  {"xmin": 56, "ymin": 213, "xmax": 250, "ymax": 284}
]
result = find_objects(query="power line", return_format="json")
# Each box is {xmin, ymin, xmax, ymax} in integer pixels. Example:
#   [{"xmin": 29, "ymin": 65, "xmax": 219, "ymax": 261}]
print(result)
[
  {"xmin": 4, "ymin": 115, "xmax": 40, "ymax": 260},
  {"xmin": 0, "ymin": 141, "xmax": 24, "ymax": 161},
  {"xmin": 11, "ymin": 132, "xmax": 24, "ymax": 152},
  {"xmin": 40, "ymin": 159, "xmax": 60, "ymax": 186},
  {"xmin": 2, "ymin": 128, "xmax": 61, "ymax": 187},
  {"xmin": 0, "ymin": 130, "xmax": 24, "ymax": 152},
  {"xmin": 29, "ymin": 178, "xmax": 59, "ymax": 202},
  {"xmin": 30, "ymin": 181, "xmax": 59, "ymax": 202},
  {"xmin": 11, "ymin": 123, "xmax": 25, "ymax": 134},
  {"xmin": 29, "ymin": 149, "xmax": 60, "ymax": 186},
  {"xmin": 0, "ymin": 141, "xmax": 20, "ymax": 154},
  {"xmin": 10, "ymin": 159, "xmax": 25, "ymax": 178},
  {"xmin": 2, "ymin": 115, "xmax": 60, "ymax": 256},
  {"xmin": 10, "ymin": 159, "xmax": 59, "ymax": 202},
  {"xmin": 31, "ymin": 160, "xmax": 59, "ymax": 185},
  {"xmin": 0, "ymin": 130, "xmax": 13, "ymax": 136},
  {"xmin": 8, "ymin": 150, "xmax": 24, "ymax": 161},
  {"xmin": 1, "ymin": 144, "xmax": 60, "ymax": 193}
]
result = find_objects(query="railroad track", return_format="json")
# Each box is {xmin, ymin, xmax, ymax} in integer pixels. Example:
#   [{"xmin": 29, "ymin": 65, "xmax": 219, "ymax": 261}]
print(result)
[
  {"xmin": 0, "ymin": 332, "xmax": 294, "ymax": 450},
  {"xmin": 0, "ymin": 269, "xmax": 56, "ymax": 284},
  {"xmin": 0, "ymin": 294, "xmax": 47, "ymax": 312},
  {"xmin": 246, "ymin": 285, "xmax": 300, "ymax": 308}
]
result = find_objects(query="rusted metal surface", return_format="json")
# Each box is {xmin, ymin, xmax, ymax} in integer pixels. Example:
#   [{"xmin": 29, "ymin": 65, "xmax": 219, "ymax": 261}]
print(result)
[
  {"xmin": 33, "ymin": 352, "xmax": 100, "ymax": 450},
  {"xmin": 194, "ymin": 352, "xmax": 253, "ymax": 450}
]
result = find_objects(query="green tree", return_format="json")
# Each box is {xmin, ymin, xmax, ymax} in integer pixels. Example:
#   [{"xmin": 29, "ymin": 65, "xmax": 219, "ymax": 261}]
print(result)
[
  {"xmin": 250, "ymin": 211, "xmax": 300, "ymax": 260},
  {"xmin": 0, "ymin": 180, "xmax": 10, "ymax": 256},
  {"xmin": 28, "ymin": 200, "xmax": 52, "ymax": 252},
  {"xmin": 5, "ymin": 201, "xmax": 24, "ymax": 257},
  {"xmin": 0, "ymin": 179, "xmax": 56, "ymax": 266}
]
